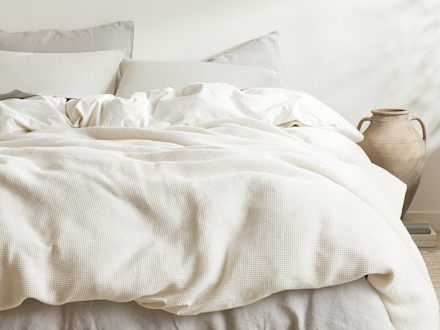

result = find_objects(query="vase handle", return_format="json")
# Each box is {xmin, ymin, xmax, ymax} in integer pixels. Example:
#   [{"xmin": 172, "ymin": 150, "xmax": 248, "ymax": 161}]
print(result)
[
  {"xmin": 410, "ymin": 117, "xmax": 427, "ymax": 141},
  {"xmin": 357, "ymin": 117, "xmax": 371, "ymax": 132}
]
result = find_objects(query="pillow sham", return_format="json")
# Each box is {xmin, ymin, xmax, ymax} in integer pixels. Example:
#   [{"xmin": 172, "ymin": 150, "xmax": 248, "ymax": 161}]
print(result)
[
  {"xmin": 116, "ymin": 60, "xmax": 278, "ymax": 98},
  {"xmin": 0, "ymin": 21, "xmax": 134, "ymax": 58},
  {"xmin": 204, "ymin": 31, "xmax": 291, "ymax": 89},
  {"xmin": 0, "ymin": 49, "xmax": 125, "ymax": 96}
]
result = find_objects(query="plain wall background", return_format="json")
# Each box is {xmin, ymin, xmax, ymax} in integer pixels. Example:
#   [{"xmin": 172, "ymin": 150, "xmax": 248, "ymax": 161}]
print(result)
[{"xmin": 1, "ymin": 0, "xmax": 440, "ymax": 214}]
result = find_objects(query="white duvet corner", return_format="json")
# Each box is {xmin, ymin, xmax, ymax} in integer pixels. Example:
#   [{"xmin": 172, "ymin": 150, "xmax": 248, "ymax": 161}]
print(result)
[
  {"xmin": 66, "ymin": 92, "xmax": 153, "ymax": 128},
  {"xmin": 0, "ymin": 96, "xmax": 71, "ymax": 137}
]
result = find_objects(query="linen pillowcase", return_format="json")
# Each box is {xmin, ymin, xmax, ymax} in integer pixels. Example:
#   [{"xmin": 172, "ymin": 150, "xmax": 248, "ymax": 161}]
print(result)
[
  {"xmin": 204, "ymin": 31, "xmax": 291, "ymax": 89},
  {"xmin": 0, "ymin": 21, "xmax": 134, "ymax": 58},
  {"xmin": 115, "ymin": 60, "xmax": 278, "ymax": 98},
  {"xmin": 0, "ymin": 49, "xmax": 125, "ymax": 96}
]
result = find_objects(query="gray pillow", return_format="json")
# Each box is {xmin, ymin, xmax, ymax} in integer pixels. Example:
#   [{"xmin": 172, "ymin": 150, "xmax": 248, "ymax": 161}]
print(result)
[
  {"xmin": 0, "ymin": 21, "xmax": 134, "ymax": 58},
  {"xmin": 205, "ymin": 31, "xmax": 290, "ymax": 89},
  {"xmin": 0, "ymin": 90, "xmax": 37, "ymax": 101}
]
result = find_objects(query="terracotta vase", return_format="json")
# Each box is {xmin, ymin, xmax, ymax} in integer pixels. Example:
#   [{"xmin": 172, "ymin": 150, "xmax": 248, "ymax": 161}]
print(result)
[{"xmin": 357, "ymin": 109, "xmax": 426, "ymax": 218}]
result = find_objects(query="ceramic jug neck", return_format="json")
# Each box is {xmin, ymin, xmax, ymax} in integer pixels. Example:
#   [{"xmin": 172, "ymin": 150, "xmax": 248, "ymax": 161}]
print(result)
[{"xmin": 371, "ymin": 109, "xmax": 409, "ymax": 121}]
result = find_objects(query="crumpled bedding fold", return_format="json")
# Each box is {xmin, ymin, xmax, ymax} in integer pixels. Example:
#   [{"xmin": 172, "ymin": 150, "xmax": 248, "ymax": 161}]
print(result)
[{"xmin": 0, "ymin": 84, "xmax": 437, "ymax": 330}]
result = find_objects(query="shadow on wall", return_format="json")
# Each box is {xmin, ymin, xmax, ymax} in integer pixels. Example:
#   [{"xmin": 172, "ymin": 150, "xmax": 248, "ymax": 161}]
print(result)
[
  {"xmin": 342, "ymin": 0, "xmax": 440, "ymax": 212},
  {"xmin": 369, "ymin": 0, "xmax": 440, "ymax": 155},
  {"xmin": 381, "ymin": 0, "xmax": 440, "ymax": 213}
]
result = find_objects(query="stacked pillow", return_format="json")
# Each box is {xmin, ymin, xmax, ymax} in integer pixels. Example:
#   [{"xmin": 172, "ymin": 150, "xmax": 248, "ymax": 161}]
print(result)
[
  {"xmin": 0, "ymin": 21, "xmax": 134, "ymax": 97},
  {"xmin": 0, "ymin": 49, "xmax": 125, "ymax": 97},
  {"xmin": 205, "ymin": 31, "xmax": 290, "ymax": 89},
  {"xmin": 115, "ymin": 61, "xmax": 278, "ymax": 98},
  {"xmin": 116, "ymin": 31, "xmax": 291, "ymax": 97},
  {"xmin": 0, "ymin": 22, "xmax": 291, "ymax": 98},
  {"xmin": 0, "ymin": 21, "xmax": 134, "ymax": 56}
]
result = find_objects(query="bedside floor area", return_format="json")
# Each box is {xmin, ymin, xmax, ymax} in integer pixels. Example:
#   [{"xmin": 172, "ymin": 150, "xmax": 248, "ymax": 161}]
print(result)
[{"xmin": 419, "ymin": 237, "xmax": 440, "ymax": 327}]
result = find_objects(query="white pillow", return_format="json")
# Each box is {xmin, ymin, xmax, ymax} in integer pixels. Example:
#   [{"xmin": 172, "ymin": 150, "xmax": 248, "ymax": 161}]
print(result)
[
  {"xmin": 0, "ymin": 49, "xmax": 125, "ymax": 97},
  {"xmin": 115, "ymin": 60, "xmax": 278, "ymax": 98},
  {"xmin": 205, "ymin": 31, "xmax": 291, "ymax": 89}
]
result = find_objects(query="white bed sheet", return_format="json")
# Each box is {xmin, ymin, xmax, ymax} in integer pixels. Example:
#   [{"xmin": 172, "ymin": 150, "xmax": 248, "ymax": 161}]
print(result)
[{"xmin": 0, "ymin": 278, "xmax": 394, "ymax": 330}]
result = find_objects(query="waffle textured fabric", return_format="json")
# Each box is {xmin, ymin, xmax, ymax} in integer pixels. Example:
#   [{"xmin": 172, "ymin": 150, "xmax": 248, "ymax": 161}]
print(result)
[{"xmin": 0, "ymin": 84, "xmax": 437, "ymax": 330}]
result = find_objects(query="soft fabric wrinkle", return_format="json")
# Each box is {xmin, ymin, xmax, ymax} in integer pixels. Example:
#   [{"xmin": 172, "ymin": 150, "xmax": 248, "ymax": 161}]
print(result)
[
  {"xmin": 66, "ymin": 93, "xmax": 151, "ymax": 128},
  {"xmin": 0, "ymin": 83, "xmax": 362, "ymax": 142},
  {"xmin": 0, "ymin": 96, "xmax": 69, "ymax": 137},
  {"xmin": 0, "ymin": 84, "xmax": 437, "ymax": 329},
  {"xmin": 0, "ymin": 279, "xmax": 394, "ymax": 330}
]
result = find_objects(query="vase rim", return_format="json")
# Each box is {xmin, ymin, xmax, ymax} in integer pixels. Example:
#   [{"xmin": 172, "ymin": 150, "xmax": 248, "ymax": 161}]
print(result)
[{"xmin": 371, "ymin": 108, "xmax": 409, "ymax": 116}]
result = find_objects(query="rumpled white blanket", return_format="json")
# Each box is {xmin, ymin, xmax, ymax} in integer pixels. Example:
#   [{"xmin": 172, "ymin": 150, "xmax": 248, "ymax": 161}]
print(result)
[{"xmin": 0, "ymin": 84, "xmax": 438, "ymax": 330}]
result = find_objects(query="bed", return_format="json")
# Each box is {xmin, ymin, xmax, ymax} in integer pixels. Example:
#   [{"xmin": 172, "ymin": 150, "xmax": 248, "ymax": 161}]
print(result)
[{"xmin": 0, "ymin": 21, "xmax": 438, "ymax": 330}]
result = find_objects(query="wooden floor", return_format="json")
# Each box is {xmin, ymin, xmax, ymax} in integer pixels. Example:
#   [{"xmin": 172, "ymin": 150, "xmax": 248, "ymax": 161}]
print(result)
[{"xmin": 418, "ymin": 236, "xmax": 440, "ymax": 327}]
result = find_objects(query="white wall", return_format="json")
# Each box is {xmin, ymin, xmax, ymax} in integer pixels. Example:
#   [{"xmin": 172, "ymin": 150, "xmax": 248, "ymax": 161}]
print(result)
[{"xmin": 2, "ymin": 0, "xmax": 440, "ymax": 214}]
